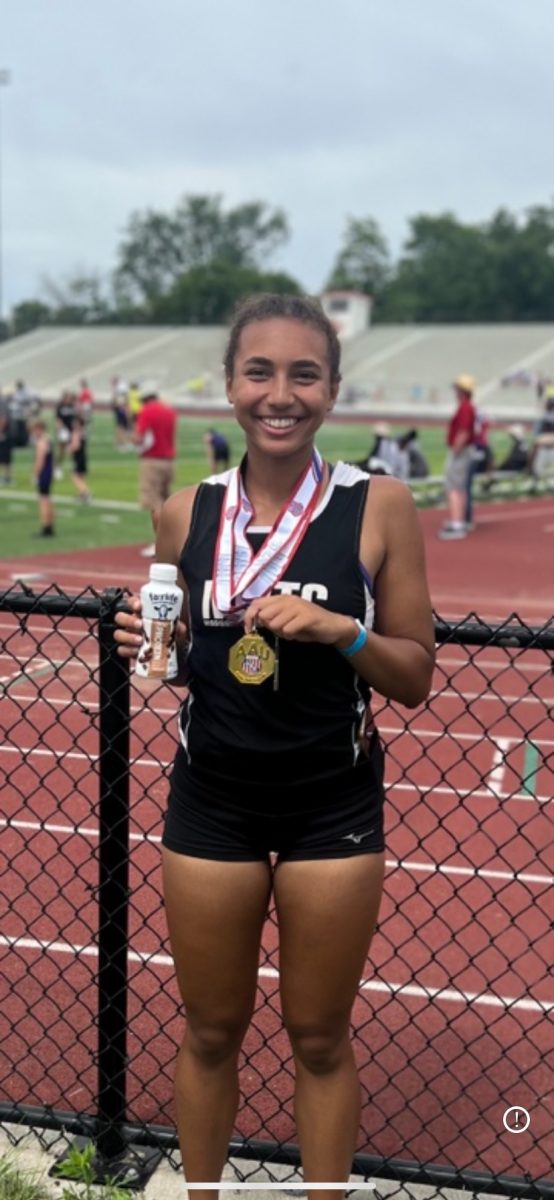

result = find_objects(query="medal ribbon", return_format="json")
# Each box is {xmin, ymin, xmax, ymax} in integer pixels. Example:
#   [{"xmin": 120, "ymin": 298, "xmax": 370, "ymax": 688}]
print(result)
[{"xmin": 213, "ymin": 449, "xmax": 323, "ymax": 615}]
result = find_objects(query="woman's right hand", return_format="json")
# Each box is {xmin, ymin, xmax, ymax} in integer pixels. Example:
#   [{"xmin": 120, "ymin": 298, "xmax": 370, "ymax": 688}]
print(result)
[{"xmin": 114, "ymin": 594, "xmax": 144, "ymax": 659}]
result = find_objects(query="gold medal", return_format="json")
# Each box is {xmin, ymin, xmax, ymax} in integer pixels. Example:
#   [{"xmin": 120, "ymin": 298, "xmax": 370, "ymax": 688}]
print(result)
[{"xmin": 228, "ymin": 629, "xmax": 275, "ymax": 685}]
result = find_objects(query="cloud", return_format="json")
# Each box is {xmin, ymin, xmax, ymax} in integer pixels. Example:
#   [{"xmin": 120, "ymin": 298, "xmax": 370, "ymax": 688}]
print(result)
[{"xmin": 3, "ymin": 0, "xmax": 554, "ymax": 306}]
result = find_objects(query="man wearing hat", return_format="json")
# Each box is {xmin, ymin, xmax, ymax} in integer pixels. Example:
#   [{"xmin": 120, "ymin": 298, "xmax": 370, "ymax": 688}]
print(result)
[
  {"xmin": 438, "ymin": 374, "xmax": 476, "ymax": 540},
  {"xmin": 133, "ymin": 383, "xmax": 177, "ymax": 557}
]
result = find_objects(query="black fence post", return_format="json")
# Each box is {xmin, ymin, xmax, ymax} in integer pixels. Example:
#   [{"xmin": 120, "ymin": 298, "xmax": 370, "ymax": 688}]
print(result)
[
  {"xmin": 96, "ymin": 587, "xmax": 131, "ymax": 1164},
  {"xmin": 87, "ymin": 588, "xmax": 161, "ymax": 1188}
]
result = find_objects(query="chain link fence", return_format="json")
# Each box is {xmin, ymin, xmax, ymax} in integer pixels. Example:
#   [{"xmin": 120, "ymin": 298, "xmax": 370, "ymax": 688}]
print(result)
[{"xmin": 0, "ymin": 584, "xmax": 552, "ymax": 1197}]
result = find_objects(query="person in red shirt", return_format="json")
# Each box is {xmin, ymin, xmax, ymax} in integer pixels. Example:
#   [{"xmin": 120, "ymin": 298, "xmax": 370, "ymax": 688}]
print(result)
[
  {"xmin": 133, "ymin": 384, "xmax": 177, "ymax": 557},
  {"xmin": 438, "ymin": 374, "xmax": 476, "ymax": 540},
  {"xmin": 78, "ymin": 379, "xmax": 94, "ymax": 424}
]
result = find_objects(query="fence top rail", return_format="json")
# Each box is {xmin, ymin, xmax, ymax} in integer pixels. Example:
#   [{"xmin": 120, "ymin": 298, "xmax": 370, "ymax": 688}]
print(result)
[
  {"xmin": 0, "ymin": 585, "xmax": 552, "ymax": 647},
  {"xmin": 433, "ymin": 614, "xmax": 554, "ymax": 649}
]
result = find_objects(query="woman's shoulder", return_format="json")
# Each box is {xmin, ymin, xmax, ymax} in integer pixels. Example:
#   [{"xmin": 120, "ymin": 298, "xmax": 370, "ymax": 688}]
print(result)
[
  {"xmin": 362, "ymin": 473, "xmax": 417, "ymax": 527},
  {"xmin": 161, "ymin": 484, "xmax": 200, "ymax": 527},
  {"xmin": 333, "ymin": 461, "xmax": 414, "ymax": 508}
]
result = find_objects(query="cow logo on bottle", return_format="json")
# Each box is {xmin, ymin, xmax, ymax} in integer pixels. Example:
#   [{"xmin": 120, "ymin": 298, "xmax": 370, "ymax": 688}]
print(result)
[
  {"xmin": 289, "ymin": 500, "xmax": 304, "ymax": 516},
  {"xmin": 149, "ymin": 591, "xmax": 177, "ymax": 620}
]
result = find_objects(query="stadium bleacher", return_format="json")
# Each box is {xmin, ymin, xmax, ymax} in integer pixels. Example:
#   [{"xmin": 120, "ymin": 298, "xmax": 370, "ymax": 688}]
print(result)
[{"xmin": 0, "ymin": 322, "xmax": 553, "ymax": 419}]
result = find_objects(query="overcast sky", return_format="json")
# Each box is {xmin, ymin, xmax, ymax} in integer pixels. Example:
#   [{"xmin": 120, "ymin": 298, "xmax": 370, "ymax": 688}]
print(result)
[{"xmin": 2, "ymin": 0, "xmax": 554, "ymax": 312}]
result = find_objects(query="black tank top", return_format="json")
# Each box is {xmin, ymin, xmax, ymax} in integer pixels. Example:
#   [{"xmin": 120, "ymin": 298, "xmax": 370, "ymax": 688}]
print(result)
[{"xmin": 178, "ymin": 461, "xmax": 375, "ymax": 789}]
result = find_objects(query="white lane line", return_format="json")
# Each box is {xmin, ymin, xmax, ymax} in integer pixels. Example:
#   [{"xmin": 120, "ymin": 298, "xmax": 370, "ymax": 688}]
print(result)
[
  {"xmin": 1, "ymin": 564, "xmax": 145, "ymax": 584},
  {"xmin": 486, "ymin": 736, "xmax": 512, "ymax": 797},
  {"xmin": 0, "ymin": 934, "xmax": 549, "ymax": 1014},
  {"xmin": 0, "ymin": 491, "xmax": 140, "ymax": 512},
  {"xmin": 0, "ymin": 745, "xmax": 160, "ymax": 770},
  {"xmin": 3, "ymin": 679, "xmax": 552, "ymax": 710},
  {"xmin": 0, "ymin": 745, "xmax": 549, "ymax": 803},
  {"xmin": 0, "ymin": 624, "xmax": 88, "ymax": 640},
  {"xmin": 385, "ymin": 857, "xmax": 552, "ymax": 887},
  {"xmin": 2, "ymin": 817, "xmax": 551, "ymax": 887},
  {"xmin": 5, "ymin": 694, "xmax": 554, "ymax": 752},
  {"xmin": 430, "ymin": 687, "xmax": 553, "ymax": 707},
  {"xmin": 437, "ymin": 656, "xmax": 548, "ymax": 674},
  {"xmin": 469, "ymin": 507, "xmax": 554, "ymax": 525},
  {"xmin": 0, "ymin": 635, "xmax": 548, "ymax": 676},
  {"xmin": 0, "ymin": 654, "xmax": 97, "ymax": 670},
  {"xmin": 388, "ymin": 780, "xmax": 550, "ymax": 804}
]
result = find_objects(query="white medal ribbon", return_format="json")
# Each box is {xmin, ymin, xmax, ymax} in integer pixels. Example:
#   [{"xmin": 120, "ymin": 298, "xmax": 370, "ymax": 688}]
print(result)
[{"xmin": 213, "ymin": 449, "xmax": 324, "ymax": 615}]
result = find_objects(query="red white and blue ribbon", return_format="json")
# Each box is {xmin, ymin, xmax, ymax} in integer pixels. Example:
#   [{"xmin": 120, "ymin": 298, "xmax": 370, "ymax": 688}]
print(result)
[{"xmin": 213, "ymin": 449, "xmax": 323, "ymax": 615}]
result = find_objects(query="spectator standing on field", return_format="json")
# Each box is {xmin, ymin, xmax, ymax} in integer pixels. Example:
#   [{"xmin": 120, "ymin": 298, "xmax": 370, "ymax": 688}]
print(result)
[
  {"xmin": 204, "ymin": 427, "xmax": 231, "ymax": 473},
  {"xmin": 529, "ymin": 393, "xmax": 554, "ymax": 479},
  {"xmin": 127, "ymin": 381, "xmax": 142, "ymax": 427},
  {"xmin": 465, "ymin": 406, "xmax": 493, "ymax": 529},
  {"xmin": 111, "ymin": 376, "xmax": 131, "ymax": 448},
  {"xmin": 55, "ymin": 390, "xmax": 78, "ymax": 479},
  {"xmin": 0, "ymin": 390, "xmax": 13, "ymax": 485},
  {"xmin": 70, "ymin": 414, "xmax": 91, "ymax": 503},
  {"xmin": 10, "ymin": 380, "xmax": 32, "ymax": 448},
  {"xmin": 133, "ymin": 383, "xmax": 177, "ymax": 557},
  {"xmin": 29, "ymin": 418, "xmax": 55, "ymax": 538},
  {"xmin": 78, "ymin": 379, "xmax": 94, "ymax": 424},
  {"xmin": 438, "ymin": 374, "xmax": 476, "ymax": 540}
]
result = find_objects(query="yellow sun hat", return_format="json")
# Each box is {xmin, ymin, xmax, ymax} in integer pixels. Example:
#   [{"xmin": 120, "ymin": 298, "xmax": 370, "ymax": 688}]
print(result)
[{"xmin": 453, "ymin": 374, "xmax": 476, "ymax": 394}]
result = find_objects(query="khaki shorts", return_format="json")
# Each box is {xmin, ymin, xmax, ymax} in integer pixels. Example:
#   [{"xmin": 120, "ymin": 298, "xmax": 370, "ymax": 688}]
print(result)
[
  {"xmin": 139, "ymin": 458, "xmax": 174, "ymax": 509},
  {"xmin": 445, "ymin": 447, "xmax": 472, "ymax": 492}
]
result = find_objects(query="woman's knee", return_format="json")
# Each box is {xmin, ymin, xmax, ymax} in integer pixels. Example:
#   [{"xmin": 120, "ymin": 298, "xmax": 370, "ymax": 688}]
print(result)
[
  {"xmin": 184, "ymin": 1016, "xmax": 250, "ymax": 1068},
  {"xmin": 286, "ymin": 1023, "xmax": 351, "ymax": 1074}
]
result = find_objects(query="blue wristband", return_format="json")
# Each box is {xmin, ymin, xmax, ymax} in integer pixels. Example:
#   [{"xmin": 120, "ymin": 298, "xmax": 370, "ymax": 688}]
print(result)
[{"xmin": 339, "ymin": 619, "xmax": 368, "ymax": 657}]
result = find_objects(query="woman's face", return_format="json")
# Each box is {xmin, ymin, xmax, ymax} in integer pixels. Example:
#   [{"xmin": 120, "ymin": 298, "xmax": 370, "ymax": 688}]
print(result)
[{"xmin": 226, "ymin": 318, "xmax": 338, "ymax": 457}]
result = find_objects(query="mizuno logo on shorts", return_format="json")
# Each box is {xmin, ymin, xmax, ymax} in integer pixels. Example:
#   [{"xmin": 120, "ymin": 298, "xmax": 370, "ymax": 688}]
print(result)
[{"xmin": 342, "ymin": 829, "xmax": 374, "ymax": 844}]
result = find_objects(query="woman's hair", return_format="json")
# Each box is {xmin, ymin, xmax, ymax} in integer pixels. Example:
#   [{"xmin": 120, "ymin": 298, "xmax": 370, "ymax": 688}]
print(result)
[{"xmin": 223, "ymin": 293, "xmax": 342, "ymax": 385}]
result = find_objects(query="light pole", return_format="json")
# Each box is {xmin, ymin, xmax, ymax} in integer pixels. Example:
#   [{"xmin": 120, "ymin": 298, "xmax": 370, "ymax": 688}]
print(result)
[{"xmin": 0, "ymin": 68, "xmax": 11, "ymax": 327}]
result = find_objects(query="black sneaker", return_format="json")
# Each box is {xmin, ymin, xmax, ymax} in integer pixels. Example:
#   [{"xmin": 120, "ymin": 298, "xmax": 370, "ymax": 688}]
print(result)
[{"xmin": 33, "ymin": 527, "xmax": 55, "ymax": 538}]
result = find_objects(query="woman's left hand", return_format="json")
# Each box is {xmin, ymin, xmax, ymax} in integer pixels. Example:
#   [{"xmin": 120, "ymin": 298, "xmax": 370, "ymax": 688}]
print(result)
[{"xmin": 243, "ymin": 594, "xmax": 357, "ymax": 648}]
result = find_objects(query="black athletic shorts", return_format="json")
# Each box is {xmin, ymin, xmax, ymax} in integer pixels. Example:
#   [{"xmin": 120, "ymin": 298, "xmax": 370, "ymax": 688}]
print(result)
[
  {"xmin": 37, "ymin": 466, "xmax": 53, "ymax": 496},
  {"xmin": 73, "ymin": 446, "xmax": 87, "ymax": 475},
  {"xmin": 162, "ymin": 736, "xmax": 386, "ymax": 862}
]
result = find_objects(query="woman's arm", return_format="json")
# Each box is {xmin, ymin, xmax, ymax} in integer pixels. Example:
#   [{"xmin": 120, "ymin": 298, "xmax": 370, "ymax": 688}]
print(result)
[
  {"xmin": 350, "ymin": 476, "xmax": 435, "ymax": 706},
  {"xmin": 243, "ymin": 477, "xmax": 435, "ymax": 708}
]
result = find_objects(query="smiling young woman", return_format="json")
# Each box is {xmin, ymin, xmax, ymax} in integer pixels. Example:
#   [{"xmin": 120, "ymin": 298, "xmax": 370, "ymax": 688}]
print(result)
[{"xmin": 115, "ymin": 293, "xmax": 435, "ymax": 1200}]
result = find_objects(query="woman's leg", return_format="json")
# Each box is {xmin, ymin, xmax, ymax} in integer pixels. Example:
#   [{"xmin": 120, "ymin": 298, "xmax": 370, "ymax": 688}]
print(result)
[
  {"xmin": 162, "ymin": 849, "xmax": 273, "ymax": 1200},
  {"xmin": 38, "ymin": 495, "xmax": 54, "ymax": 530},
  {"xmin": 72, "ymin": 471, "xmax": 90, "ymax": 499},
  {"xmin": 274, "ymin": 852, "xmax": 385, "ymax": 1200}
]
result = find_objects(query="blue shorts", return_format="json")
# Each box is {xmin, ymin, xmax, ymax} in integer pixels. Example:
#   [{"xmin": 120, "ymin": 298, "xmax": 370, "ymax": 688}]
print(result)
[
  {"xmin": 37, "ymin": 467, "xmax": 53, "ymax": 496},
  {"xmin": 163, "ymin": 739, "xmax": 386, "ymax": 863}
]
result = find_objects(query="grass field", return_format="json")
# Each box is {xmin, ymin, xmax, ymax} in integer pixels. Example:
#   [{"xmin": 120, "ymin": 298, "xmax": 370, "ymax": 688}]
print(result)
[{"xmin": 0, "ymin": 412, "xmax": 512, "ymax": 559}]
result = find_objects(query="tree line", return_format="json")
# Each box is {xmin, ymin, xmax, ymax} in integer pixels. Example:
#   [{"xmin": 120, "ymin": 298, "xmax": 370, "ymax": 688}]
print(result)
[{"xmin": 6, "ymin": 193, "xmax": 554, "ymax": 339}]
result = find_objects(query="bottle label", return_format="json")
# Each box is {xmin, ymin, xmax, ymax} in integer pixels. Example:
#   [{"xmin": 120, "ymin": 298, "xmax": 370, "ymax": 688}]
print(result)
[
  {"xmin": 136, "ymin": 616, "xmax": 178, "ymax": 679},
  {"xmin": 147, "ymin": 591, "xmax": 180, "ymax": 618}
]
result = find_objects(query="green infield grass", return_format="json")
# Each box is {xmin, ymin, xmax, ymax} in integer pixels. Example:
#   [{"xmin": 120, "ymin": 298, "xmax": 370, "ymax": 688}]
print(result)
[{"xmin": 0, "ymin": 412, "xmax": 511, "ymax": 559}]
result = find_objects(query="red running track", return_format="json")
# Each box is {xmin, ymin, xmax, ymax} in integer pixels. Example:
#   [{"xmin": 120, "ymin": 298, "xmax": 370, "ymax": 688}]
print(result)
[{"xmin": 0, "ymin": 498, "xmax": 553, "ymax": 1181}]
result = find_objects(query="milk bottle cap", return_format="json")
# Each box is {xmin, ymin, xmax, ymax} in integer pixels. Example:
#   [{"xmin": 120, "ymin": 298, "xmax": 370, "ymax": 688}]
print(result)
[{"xmin": 149, "ymin": 564, "xmax": 178, "ymax": 584}]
